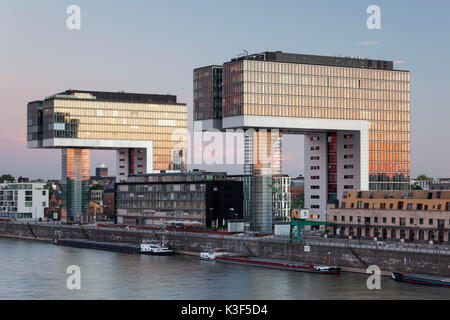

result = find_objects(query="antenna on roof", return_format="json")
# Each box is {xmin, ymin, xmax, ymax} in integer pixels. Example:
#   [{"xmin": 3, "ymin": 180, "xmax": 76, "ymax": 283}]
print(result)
[{"xmin": 236, "ymin": 50, "xmax": 249, "ymax": 58}]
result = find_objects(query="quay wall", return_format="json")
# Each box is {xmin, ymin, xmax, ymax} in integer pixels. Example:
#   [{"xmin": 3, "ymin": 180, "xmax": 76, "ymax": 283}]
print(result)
[{"xmin": 1, "ymin": 222, "xmax": 450, "ymax": 277}]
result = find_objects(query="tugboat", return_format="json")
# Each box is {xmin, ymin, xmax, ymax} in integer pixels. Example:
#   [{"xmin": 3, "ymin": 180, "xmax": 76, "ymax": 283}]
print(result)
[
  {"xmin": 392, "ymin": 272, "xmax": 450, "ymax": 288},
  {"xmin": 140, "ymin": 241, "xmax": 173, "ymax": 255}
]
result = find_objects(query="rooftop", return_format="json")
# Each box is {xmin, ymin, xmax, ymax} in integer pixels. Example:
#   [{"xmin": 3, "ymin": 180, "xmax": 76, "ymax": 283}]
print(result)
[
  {"xmin": 43, "ymin": 90, "xmax": 184, "ymax": 105},
  {"xmin": 230, "ymin": 51, "xmax": 400, "ymax": 71}
]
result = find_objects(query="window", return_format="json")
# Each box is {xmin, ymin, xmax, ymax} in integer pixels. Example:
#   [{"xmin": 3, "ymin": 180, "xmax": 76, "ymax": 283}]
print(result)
[
  {"xmin": 344, "ymin": 165, "xmax": 354, "ymax": 169},
  {"xmin": 344, "ymin": 134, "xmax": 354, "ymax": 139},
  {"xmin": 400, "ymin": 218, "xmax": 406, "ymax": 226},
  {"xmin": 311, "ymin": 205, "xmax": 320, "ymax": 209},
  {"xmin": 380, "ymin": 203, "xmax": 386, "ymax": 209},
  {"xmin": 357, "ymin": 201, "xmax": 362, "ymax": 209},
  {"xmin": 382, "ymin": 217, "xmax": 387, "ymax": 223},
  {"xmin": 392, "ymin": 217, "xmax": 396, "ymax": 224},
  {"xmin": 374, "ymin": 217, "xmax": 378, "ymax": 223},
  {"xmin": 344, "ymin": 144, "xmax": 354, "ymax": 149},
  {"xmin": 344, "ymin": 175, "xmax": 354, "ymax": 179},
  {"xmin": 310, "ymin": 146, "xmax": 320, "ymax": 151},
  {"xmin": 419, "ymin": 218, "xmax": 424, "ymax": 225},
  {"xmin": 311, "ymin": 185, "xmax": 320, "ymax": 189},
  {"xmin": 333, "ymin": 216, "xmax": 337, "ymax": 221},
  {"xmin": 409, "ymin": 218, "xmax": 414, "ymax": 224},
  {"xmin": 342, "ymin": 202, "xmax": 346, "ymax": 208},
  {"xmin": 407, "ymin": 203, "xmax": 413, "ymax": 210},
  {"xmin": 344, "ymin": 185, "xmax": 354, "ymax": 189},
  {"xmin": 344, "ymin": 154, "xmax": 354, "ymax": 159},
  {"xmin": 429, "ymin": 219, "xmax": 433, "ymax": 225},
  {"xmin": 341, "ymin": 216, "xmax": 345, "ymax": 222},
  {"xmin": 311, "ymin": 195, "xmax": 320, "ymax": 199},
  {"xmin": 311, "ymin": 156, "xmax": 320, "ymax": 160},
  {"xmin": 310, "ymin": 136, "xmax": 320, "ymax": 141},
  {"xmin": 417, "ymin": 203, "xmax": 423, "ymax": 210},
  {"xmin": 349, "ymin": 216, "xmax": 353, "ymax": 222},
  {"xmin": 42, "ymin": 202, "xmax": 46, "ymax": 207},
  {"xmin": 311, "ymin": 176, "xmax": 320, "ymax": 180},
  {"xmin": 357, "ymin": 216, "xmax": 361, "ymax": 223},
  {"xmin": 311, "ymin": 166, "xmax": 320, "ymax": 170}
]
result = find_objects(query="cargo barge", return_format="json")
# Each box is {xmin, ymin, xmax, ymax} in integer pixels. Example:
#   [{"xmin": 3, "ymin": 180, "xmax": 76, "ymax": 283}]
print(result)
[
  {"xmin": 215, "ymin": 256, "xmax": 341, "ymax": 274},
  {"xmin": 54, "ymin": 238, "xmax": 141, "ymax": 254},
  {"xmin": 392, "ymin": 272, "xmax": 450, "ymax": 288}
]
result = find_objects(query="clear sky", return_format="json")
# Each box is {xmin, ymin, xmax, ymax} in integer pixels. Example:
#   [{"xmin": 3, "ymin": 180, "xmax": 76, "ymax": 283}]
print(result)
[{"xmin": 1, "ymin": 0, "xmax": 449, "ymax": 179}]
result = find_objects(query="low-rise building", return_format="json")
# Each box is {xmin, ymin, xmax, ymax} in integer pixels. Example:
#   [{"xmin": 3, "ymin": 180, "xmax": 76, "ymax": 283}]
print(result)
[
  {"xmin": 115, "ymin": 171, "xmax": 243, "ymax": 228},
  {"xmin": 291, "ymin": 177, "xmax": 305, "ymax": 201},
  {"xmin": 327, "ymin": 190, "xmax": 450, "ymax": 243},
  {"xmin": 45, "ymin": 190, "xmax": 63, "ymax": 220},
  {"xmin": 88, "ymin": 201, "xmax": 104, "ymax": 221},
  {"xmin": 103, "ymin": 181, "xmax": 115, "ymax": 220},
  {"xmin": 272, "ymin": 175, "xmax": 291, "ymax": 221},
  {"xmin": 0, "ymin": 183, "xmax": 49, "ymax": 220},
  {"xmin": 429, "ymin": 183, "xmax": 450, "ymax": 190},
  {"xmin": 90, "ymin": 189, "xmax": 104, "ymax": 203}
]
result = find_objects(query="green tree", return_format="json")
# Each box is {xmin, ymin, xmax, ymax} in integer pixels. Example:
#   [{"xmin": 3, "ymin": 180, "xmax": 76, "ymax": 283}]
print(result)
[
  {"xmin": 90, "ymin": 183, "xmax": 104, "ymax": 191},
  {"xmin": 416, "ymin": 174, "xmax": 433, "ymax": 181},
  {"xmin": 410, "ymin": 184, "xmax": 422, "ymax": 190},
  {"xmin": 0, "ymin": 174, "xmax": 15, "ymax": 182}
]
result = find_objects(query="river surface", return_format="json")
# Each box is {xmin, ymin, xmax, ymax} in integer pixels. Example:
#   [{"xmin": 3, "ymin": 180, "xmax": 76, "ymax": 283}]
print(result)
[{"xmin": 0, "ymin": 237, "xmax": 448, "ymax": 300}]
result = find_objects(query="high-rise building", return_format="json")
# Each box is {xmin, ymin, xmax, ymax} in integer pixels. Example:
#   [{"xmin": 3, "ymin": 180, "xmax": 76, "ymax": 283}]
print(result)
[
  {"xmin": 27, "ymin": 90, "xmax": 188, "ymax": 222},
  {"xmin": 194, "ymin": 51, "xmax": 410, "ymax": 232}
]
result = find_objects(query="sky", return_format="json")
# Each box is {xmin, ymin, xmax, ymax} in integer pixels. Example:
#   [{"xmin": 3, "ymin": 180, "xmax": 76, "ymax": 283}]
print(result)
[{"xmin": 0, "ymin": 0, "xmax": 449, "ymax": 180}]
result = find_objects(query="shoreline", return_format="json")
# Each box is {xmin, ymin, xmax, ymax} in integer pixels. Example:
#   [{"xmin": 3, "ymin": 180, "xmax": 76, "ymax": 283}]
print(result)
[{"xmin": 0, "ymin": 235, "xmax": 402, "ymax": 277}]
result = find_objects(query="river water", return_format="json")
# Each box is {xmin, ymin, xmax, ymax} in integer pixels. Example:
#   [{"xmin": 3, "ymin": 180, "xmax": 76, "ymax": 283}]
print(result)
[{"xmin": 0, "ymin": 237, "xmax": 448, "ymax": 300}]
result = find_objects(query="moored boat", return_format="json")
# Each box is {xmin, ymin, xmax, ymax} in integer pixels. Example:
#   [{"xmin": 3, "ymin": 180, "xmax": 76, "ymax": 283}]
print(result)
[
  {"xmin": 392, "ymin": 272, "xmax": 450, "ymax": 288},
  {"xmin": 140, "ymin": 242, "xmax": 173, "ymax": 255},
  {"xmin": 199, "ymin": 248, "xmax": 233, "ymax": 261},
  {"xmin": 214, "ymin": 256, "xmax": 341, "ymax": 274}
]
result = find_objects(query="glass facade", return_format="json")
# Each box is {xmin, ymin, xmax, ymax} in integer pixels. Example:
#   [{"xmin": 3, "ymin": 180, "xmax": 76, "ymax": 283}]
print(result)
[
  {"xmin": 27, "ymin": 90, "xmax": 189, "ymax": 222},
  {"xmin": 193, "ymin": 66, "xmax": 223, "ymax": 120},
  {"xmin": 29, "ymin": 94, "xmax": 188, "ymax": 171},
  {"xmin": 61, "ymin": 148, "xmax": 91, "ymax": 222},
  {"xmin": 116, "ymin": 172, "xmax": 243, "ymax": 228},
  {"xmin": 221, "ymin": 58, "xmax": 410, "ymax": 190}
]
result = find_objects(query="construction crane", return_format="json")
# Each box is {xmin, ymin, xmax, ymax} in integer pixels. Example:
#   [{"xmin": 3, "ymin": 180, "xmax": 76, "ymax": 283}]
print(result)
[{"xmin": 268, "ymin": 184, "xmax": 335, "ymax": 243}]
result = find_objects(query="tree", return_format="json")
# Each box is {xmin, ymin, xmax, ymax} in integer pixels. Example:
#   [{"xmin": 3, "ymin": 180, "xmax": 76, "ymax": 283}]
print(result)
[
  {"xmin": 90, "ymin": 183, "xmax": 104, "ymax": 191},
  {"xmin": 416, "ymin": 174, "xmax": 433, "ymax": 181},
  {"xmin": 410, "ymin": 184, "xmax": 422, "ymax": 190},
  {"xmin": 0, "ymin": 174, "xmax": 15, "ymax": 183}
]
